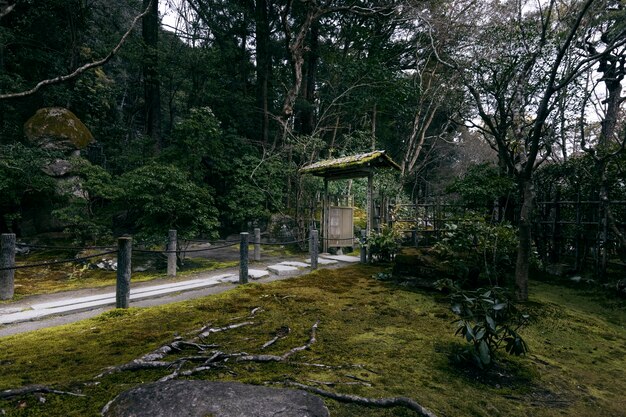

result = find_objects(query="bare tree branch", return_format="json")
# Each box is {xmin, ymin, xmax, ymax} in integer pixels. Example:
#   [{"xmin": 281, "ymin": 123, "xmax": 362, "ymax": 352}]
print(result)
[{"xmin": 0, "ymin": 1, "xmax": 152, "ymax": 100}]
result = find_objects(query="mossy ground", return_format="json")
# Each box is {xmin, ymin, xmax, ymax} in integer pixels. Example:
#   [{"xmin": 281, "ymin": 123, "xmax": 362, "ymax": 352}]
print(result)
[{"xmin": 0, "ymin": 266, "xmax": 625, "ymax": 416}]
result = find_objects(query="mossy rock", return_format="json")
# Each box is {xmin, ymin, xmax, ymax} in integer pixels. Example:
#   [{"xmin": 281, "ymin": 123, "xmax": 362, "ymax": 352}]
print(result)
[{"xmin": 24, "ymin": 107, "xmax": 94, "ymax": 152}]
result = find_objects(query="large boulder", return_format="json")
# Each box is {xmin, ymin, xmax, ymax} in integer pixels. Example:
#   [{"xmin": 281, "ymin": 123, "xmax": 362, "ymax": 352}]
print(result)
[
  {"xmin": 102, "ymin": 380, "xmax": 330, "ymax": 417},
  {"xmin": 24, "ymin": 107, "xmax": 94, "ymax": 152}
]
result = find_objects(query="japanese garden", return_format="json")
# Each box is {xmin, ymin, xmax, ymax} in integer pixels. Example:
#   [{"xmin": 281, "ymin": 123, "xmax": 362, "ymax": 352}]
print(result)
[{"xmin": 0, "ymin": 0, "xmax": 625, "ymax": 416}]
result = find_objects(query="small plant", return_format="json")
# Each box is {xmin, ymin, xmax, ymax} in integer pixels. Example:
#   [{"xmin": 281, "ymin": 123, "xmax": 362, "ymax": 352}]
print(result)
[
  {"xmin": 437, "ymin": 280, "xmax": 530, "ymax": 369},
  {"xmin": 366, "ymin": 226, "xmax": 401, "ymax": 262}
]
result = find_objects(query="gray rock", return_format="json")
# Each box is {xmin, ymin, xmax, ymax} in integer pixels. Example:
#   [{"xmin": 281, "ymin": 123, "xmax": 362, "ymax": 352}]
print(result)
[
  {"xmin": 102, "ymin": 380, "xmax": 329, "ymax": 417},
  {"xmin": 42, "ymin": 159, "xmax": 73, "ymax": 177}
]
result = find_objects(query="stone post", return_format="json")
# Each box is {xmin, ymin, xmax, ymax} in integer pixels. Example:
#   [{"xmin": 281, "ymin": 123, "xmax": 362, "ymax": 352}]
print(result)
[
  {"xmin": 167, "ymin": 229, "xmax": 177, "ymax": 277},
  {"xmin": 116, "ymin": 237, "xmax": 132, "ymax": 308},
  {"xmin": 253, "ymin": 228, "xmax": 261, "ymax": 262},
  {"xmin": 239, "ymin": 232, "xmax": 249, "ymax": 284},
  {"xmin": 0, "ymin": 234, "xmax": 16, "ymax": 300},
  {"xmin": 360, "ymin": 230, "xmax": 367, "ymax": 264},
  {"xmin": 309, "ymin": 229, "xmax": 319, "ymax": 270}
]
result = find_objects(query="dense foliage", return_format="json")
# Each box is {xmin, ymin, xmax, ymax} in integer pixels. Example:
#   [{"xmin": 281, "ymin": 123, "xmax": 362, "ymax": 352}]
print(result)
[{"xmin": 432, "ymin": 214, "xmax": 518, "ymax": 286}]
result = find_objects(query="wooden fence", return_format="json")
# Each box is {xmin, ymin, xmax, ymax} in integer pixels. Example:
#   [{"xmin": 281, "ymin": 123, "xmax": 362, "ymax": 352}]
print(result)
[
  {"xmin": 385, "ymin": 198, "xmax": 626, "ymax": 279},
  {"xmin": 0, "ymin": 229, "xmax": 323, "ymax": 303}
]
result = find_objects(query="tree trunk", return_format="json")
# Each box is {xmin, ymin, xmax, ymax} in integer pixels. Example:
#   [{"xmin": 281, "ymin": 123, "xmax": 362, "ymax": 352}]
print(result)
[
  {"xmin": 298, "ymin": 20, "xmax": 319, "ymax": 135},
  {"xmin": 515, "ymin": 178, "xmax": 535, "ymax": 301},
  {"xmin": 142, "ymin": 0, "xmax": 161, "ymax": 150},
  {"xmin": 371, "ymin": 103, "xmax": 377, "ymax": 151},
  {"xmin": 255, "ymin": 0, "xmax": 271, "ymax": 143}
]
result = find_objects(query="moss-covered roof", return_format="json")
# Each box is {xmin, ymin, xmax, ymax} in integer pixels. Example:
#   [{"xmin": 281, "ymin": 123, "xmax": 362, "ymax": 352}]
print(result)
[{"xmin": 300, "ymin": 150, "xmax": 400, "ymax": 179}]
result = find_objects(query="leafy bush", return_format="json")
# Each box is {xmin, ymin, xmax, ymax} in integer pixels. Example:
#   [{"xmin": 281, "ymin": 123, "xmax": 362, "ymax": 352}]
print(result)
[
  {"xmin": 437, "ymin": 280, "xmax": 530, "ymax": 369},
  {"xmin": 52, "ymin": 158, "xmax": 121, "ymax": 244},
  {"xmin": 366, "ymin": 226, "xmax": 401, "ymax": 262},
  {"xmin": 432, "ymin": 214, "xmax": 517, "ymax": 286},
  {"xmin": 117, "ymin": 163, "xmax": 219, "ymax": 244}
]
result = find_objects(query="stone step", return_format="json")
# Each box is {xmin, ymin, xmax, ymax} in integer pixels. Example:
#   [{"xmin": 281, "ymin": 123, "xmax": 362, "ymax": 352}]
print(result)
[
  {"xmin": 267, "ymin": 264, "xmax": 299, "ymax": 276},
  {"xmin": 319, "ymin": 254, "xmax": 360, "ymax": 263},
  {"xmin": 248, "ymin": 269, "xmax": 270, "ymax": 280},
  {"xmin": 305, "ymin": 258, "xmax": 337, "ymax": 265},
  {"xmin": 279, "ymin": 261, "xmax": 309, "ymax": 268}
]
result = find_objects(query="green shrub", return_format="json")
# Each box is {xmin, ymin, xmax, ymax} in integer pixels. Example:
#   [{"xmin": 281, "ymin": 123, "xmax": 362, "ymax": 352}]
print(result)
[
  {"xmin": 437, "ymin": 280, "xmax": 530, "ymax": 369},
  {"xmin": 53, "ymin": 158, "xmax": 121, "ymax": 244},
  {"xmin": 432, "ymin": 214, "xmax": 517, "ymax": 286},
  {"xmin": 366, "ymin": 226, "xmax": 401, "ymax": 262},
  {"xmin": 117, "ymin": 163, "xmax": 219, "ymax": 244}
]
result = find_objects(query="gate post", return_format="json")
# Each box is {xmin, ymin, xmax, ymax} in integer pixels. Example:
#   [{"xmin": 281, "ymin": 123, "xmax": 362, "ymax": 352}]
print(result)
[
  {"xmin": 239, "ymin": 232, "xmax": 249, "ymax": 284},
  {"xmin": 116, "ymin": 237, "xmax": 132, "ymax": 308},
  {"xmin": 167, "ymin": 229, "xmax": 177, "ymax": 277},
  {"xmin": 0, "ymin": 234, "xmax": 16, "ymax": 300},
  {"xmin": 253, "ymin": 228, "xmax": 261, "ymax": 261},
  {"xmin": 309, "ymin": 229, "xmax": 319, "ymax": 270}
]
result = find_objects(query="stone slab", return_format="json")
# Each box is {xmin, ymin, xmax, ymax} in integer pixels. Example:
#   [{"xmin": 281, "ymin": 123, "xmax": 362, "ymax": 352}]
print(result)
[
  {"xmin": 248, "ymin": 269, "xmax": 269, "ymax": 280},
  {"xmin": 217, "ymin": 275, "xmax": 239, "ymax": 283},
  {"xmin": 305, "ymin": 258, "xmax": 338, "ymax": 265},
  {"xmin": 319, "ymin": 254, "xmax": 360, "ymax": 263},
  {"xmin": 279, "ymin": 261, "xmax": 310, "ymax": 268},
  {"xmin": 102, "ymin": 380, "xmax": 329, "ymax": 417},
  {"xmin": 267, "ymin": 264, "xmax": 299, "ymax": 276}
]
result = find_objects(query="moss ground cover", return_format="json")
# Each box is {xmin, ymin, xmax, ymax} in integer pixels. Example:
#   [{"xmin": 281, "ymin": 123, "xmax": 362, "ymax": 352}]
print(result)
[{"xmin": 0, "ymin": 265, "xmax": 624, "ymax": 416}]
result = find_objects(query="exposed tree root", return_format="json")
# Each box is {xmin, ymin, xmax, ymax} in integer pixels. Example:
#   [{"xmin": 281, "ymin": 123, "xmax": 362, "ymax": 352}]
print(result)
[
  {"xmin": 237, "ymin": 321, "xmax": 318, "ymax": 363},
  {"xmin": 198, "ymin": 321, "xmax": 254, "ymax": 339},
  {"xmin": 283, "ymin": 381, "xmax": 438, "ymax": 417},
  {"xmin": 95, "ymin": 319, "xmax": 320, "ymax": 381},
  {"xmin": 0, "ymin": 385, "xmax": 85, "ymax": 399},
  {"xmin": 304, "ymin": 378, "xmax": 372, "ymax": 387},
  {"xmin": 261, "ymin": 325, "xmax": 291, "ymax": 349},
  {"xmin": 95, "ymin": 319, "xmax": 255, "ymax": 379}
]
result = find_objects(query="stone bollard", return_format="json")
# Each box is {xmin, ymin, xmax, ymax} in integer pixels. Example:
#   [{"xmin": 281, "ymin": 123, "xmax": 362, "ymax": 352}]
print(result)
[
  {"xmin": 360, "ymin": 230, "xmax": 367, "ymax": 264},
  {"xmin": 0, "ymin": 233, "xmax": 16, "ymax": 300},
  {"xmin": 116, "ymin": 237, "xmax": 132, "ymax": 308},
  {"xmin": 167, "ymin": 229, "xmax": 177, "ymax": 277},
  {"xmin": 309, "ymin": 230, "xmax": 319, "ymax": 270},
  {"xmin": 239, "ymin": 232, "xmax": 249, "ymax": 284},
  {"xmin": 254, "ymin": 228, "xmax": 261, "ymax": 262}
]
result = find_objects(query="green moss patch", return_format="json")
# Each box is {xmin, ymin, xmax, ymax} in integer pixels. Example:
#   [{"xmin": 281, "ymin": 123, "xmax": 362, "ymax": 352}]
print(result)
[{"xmin": 0, "ymin": 267, "xmax": 625, "ymax": 416}]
